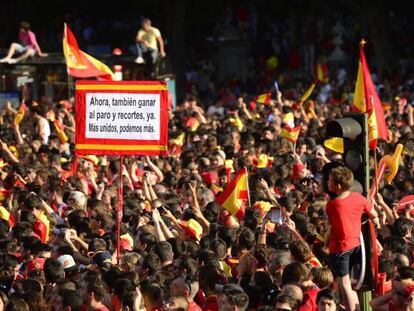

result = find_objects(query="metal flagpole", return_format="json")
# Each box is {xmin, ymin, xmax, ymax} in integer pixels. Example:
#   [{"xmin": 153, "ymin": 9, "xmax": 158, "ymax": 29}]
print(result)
[{"xmin": 117, "ymin": 156, "xmax": 124, "ymax": 265}]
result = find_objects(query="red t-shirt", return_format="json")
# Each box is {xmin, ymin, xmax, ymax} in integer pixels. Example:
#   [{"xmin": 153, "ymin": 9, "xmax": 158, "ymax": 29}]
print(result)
[
  {"xmin": 203, "ymin": 295, "xmax": 218, "ymax": 311},
  {"xmin": 299, "ymin": 286, "xmax": 320, "ymax": 311},
  {"xmin": 188, "ymin": 300, "xmax": 203, "ymax": 311},
  {"xmin": 326, "ymin": 192, "xmax": 372, "ymax": 253}
]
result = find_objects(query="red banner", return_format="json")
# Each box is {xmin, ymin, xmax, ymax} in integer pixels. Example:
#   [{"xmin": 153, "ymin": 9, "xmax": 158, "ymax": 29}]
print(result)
[{"xmin": 75, "ymin": 80, "xmax": 168, "ymax": 155}]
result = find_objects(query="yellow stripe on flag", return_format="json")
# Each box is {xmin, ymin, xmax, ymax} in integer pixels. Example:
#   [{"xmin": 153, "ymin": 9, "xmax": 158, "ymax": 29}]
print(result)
[
  {"xmin": 299, "ymin": 83, "xmax": 316, "ymax": 102},
  {"xmin": 217, "ymin": 168, "xmax": 249, "ymax": 219},
  {"xmin": 280, "ymin": 126, "xmax": 301, "ymax": 143},
  {"xmin": 353, "ymin": 61, "xmax": 366, "ymax": 112}
]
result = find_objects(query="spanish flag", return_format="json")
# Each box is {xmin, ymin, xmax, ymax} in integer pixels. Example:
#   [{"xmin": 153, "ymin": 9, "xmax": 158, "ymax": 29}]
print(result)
[
  {"xmin": 34, "ymin": 212, "xmax": 50, "ymax": 243},
  {"xmin": 14, "ymin": 101, "xmax": 27, "ymax": 126},
  {"xmin": 0, "ymin": 205, "xmax": 15, "ymax": 227},
  {"xmin": 63, "ymin": 24, "xmax": 114, "ymax": 80},
  {"xmin": 292, "ymin": 82, "xmax": 316, "ymax": 110},
  {"xmin": 217, "ymin": 167, "xmax": 249, "ymax": 220},
  {"xmin": 315, "ymin": 63, "xmax": 329, "ymax": 84},
  {"xmin": 0, "ymin": 189, "xmax": 10, "ymax": 204},
  {"xmin": 54, "ymin": 120, "xmax": 68, "ymax": 143},
  {"xmin": 353, "ymin": 40, "xmax": 389, "ymax": 149},
  {"xmin": 281, "ymin": 125, "xmax": 301, "ymax": 143},
  {"xmin": 255, "ymin": 93, "xmax": 271, "ymax": 104}
]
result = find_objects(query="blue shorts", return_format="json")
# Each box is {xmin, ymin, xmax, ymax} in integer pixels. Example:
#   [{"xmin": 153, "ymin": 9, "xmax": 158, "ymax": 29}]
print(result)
[
  {"xmin": 329, "ymin": 246, "xmax": 361, "ymax": 277},
  {"xmin": 15, "ymin": 43, "xmax": 35, "ymax": 55}
]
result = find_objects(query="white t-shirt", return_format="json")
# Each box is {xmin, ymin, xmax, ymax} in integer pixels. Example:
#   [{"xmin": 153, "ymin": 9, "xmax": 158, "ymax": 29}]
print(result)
[{"xmin": 38, "ymin": 117, "xmax": 51, "ymax": 144}]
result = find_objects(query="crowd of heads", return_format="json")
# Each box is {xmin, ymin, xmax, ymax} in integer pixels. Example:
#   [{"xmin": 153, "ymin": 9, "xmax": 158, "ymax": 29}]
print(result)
[{"xmin": 2, "ymin": 40, "xmax": 414, "ymax": 311}]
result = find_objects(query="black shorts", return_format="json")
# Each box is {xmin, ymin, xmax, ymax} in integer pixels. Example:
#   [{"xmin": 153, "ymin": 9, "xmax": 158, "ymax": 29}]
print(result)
[{"xmin": 329, "ymin": 246, "xmax": 361, "ymax": 277}]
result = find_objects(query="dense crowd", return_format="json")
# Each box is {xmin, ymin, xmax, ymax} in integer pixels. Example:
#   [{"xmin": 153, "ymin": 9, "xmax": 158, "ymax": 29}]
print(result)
[{"xmin": 2, "ymin": 43, "xmax": 414, "ymax": 311}]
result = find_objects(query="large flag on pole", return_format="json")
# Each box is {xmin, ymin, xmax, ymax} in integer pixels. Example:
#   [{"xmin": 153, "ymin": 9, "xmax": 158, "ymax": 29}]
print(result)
[
  {"xmin": 353, "ymin": 40, "xmax": 389, "ymax": 149},
  {"xmin": 63, "ymin": 23, "xmax": 115, "ymax": 80},
  {"xmin": 216, "ymin": 167, "xmax": 249, "ymax": 220}
]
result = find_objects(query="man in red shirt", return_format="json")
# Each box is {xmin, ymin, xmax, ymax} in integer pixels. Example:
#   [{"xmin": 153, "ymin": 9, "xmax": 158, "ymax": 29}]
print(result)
[
  {"xmin": 326, "ymin": 166, "xmax": 379, "ymax": 311},
  {"xmin": 82, "ymin": 279, "xmax": 110, "ymax": 311}
]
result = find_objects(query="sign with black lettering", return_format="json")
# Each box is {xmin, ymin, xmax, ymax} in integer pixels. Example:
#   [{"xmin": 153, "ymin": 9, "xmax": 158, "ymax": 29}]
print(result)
[{"xmin": 75, "ymin": 81, "xmax": 168, "ymax": 155}]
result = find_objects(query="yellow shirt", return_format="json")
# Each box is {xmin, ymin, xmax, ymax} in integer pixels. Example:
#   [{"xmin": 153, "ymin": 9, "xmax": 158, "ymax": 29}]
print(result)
[{"xmin": 138, "ymin": 27, "xmax": 161, "ymax": 50}]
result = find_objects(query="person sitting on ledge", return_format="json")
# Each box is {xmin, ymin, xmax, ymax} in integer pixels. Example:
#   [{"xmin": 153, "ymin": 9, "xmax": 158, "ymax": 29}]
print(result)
[{"xmin": 0, "ymin": 21, "xmax": 48, "ymax": 64}]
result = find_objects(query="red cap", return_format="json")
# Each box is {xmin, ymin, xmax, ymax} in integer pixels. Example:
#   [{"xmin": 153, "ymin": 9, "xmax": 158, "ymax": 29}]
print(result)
[
  {"xmin": 201, "ymin": 171, "xmax": 218, "ymax": 186},
  {"xmin": 292, "ymin": 163, "xmax": 305, "ymax": 180}
]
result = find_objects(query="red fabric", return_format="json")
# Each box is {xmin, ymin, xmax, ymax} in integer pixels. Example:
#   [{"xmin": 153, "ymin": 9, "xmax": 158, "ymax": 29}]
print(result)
[
  {"xmin": 34, "ymin": 220, "xmax": 48, "ymax": 243},
  {"xmin": 326, "ymin": 192, "xmax": 372, "ymax": 253},
  {"xmin": 292, "ymin": 163, "xmax": 305, "ymax": 180},
  {"xmin": 299, "ymin": 286, "xmax": 319, "ymax": 311},
  {"xmin": 64, "ymin": 24, "xmax": 113, "ymax": 80},
  {"xmin": 376, "ymin": 272, "xmax": 392, "ymax": 295},
  {"xmin": 188, "ymin": 301, "xmax": 203, "ymax": 311},
  {"xmin": 357, "ymin": 44, "xmax": 389, "ymax": 148},
  {"xmin": 203, "ymin": 295, "xmax": 218, "ymax": 311}
]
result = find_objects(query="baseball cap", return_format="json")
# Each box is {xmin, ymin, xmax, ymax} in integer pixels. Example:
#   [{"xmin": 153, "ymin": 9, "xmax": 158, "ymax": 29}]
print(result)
[
  {"xmin": 57, "ymin": 254, "xmax": 77, "ymax": 272},
  {"xmin": 67, "ymin": 191, "xmax": 86, "ymax": 207},
  {"xmin": 292, "ymin": 163, "xmax": 306, "ymax": 180},
  {"xmin": 91, "ymin": 251, "xmax": 112, "ymax": 268}
]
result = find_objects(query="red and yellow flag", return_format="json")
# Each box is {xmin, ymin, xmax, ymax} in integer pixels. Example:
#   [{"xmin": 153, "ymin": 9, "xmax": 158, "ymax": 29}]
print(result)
[
  {"xmin": 63, "ymin": 24, "xmax": 114, "ymax": 80},
  {"xmin": 315, "ymin": 63, "xmax": 329, "ymax": 84},
  {"xmin": 292, "ymin": 82, "xmax": 316, "ymax": 110},
  {"xmin": 54, "ymin": 120, "xmax": 68, "ymax": 143},
  {"xmin": 255, "ymin": 93, "xmax": 271, "ymax": 104},
  {"xmin": 0, "ymin": 205, "xmax": 15, "ymax": 227},
  {"xmin": 216, "ymin": 167, "xmax": 249, "ymax": 220},
  {"xmin": 14, "ymin": 101, "xmax": 27, "ymax": 126},
  {"xmin": 281, "ymin": 125, "xmax": 301, "ymax": 143},
  {"xmin": 353, "ymin": 40, "xmax": 389, "ymax": 149}
]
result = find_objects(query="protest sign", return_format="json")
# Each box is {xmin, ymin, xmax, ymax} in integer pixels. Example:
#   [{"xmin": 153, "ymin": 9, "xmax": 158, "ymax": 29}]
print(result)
[{"xmin": 75, "ymin": 80, "xmax": 168, "ymax": 155}]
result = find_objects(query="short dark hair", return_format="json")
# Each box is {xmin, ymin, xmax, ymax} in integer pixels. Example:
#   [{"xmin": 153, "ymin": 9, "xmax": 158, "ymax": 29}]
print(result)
[
  {"xmin": 88, "ymin": 238, "xmax": 107, "ymax": 252},
  {"xmin": 329, "ymin": 166, "xmax": 353, "ymax": 191},
  {"xmin": 316, "ymin": 288, "xmax": 340, "ymax": 305},
  {"xmin": 222, "ymin": 286, "xmax": 249, "ymax": 311},
  {"xmin": 384, "ymin": 236, "xmax": 406, "ymax": 254},
  {"xmin": 238, "ymin": 227, "xmax": 255, "ymax": 250},
  {"xmin": 153, "ymin": 241, "xmax": 173, "ymax": 263},
  {"xmin": 289, "ymin": 240, "xmax": 312, "ymax": 263},
  {"xmin": 392, "ymin": 217, "xmax": 412, "ymax": 237},
  {"xmin": 60, "ymin": 290, "xmax": 82, "ymax": 311},
  {"xmin": 281, "ymin": 262, "xmax": 311, "ymax": 285},
  {"xmin": 140, "ymin": 281, "xmax": 161, "ymax": 306},
  {"xmin": 20, "ymin": 21, "xmax": 30, "ymax": 30},
  {"xmin": 87, "ymin": 278, "xmax": 106, "ymax": 302},
  {"xmin": 44, "ymin": 259, "xmax": 64, "ymax": 284},
  {"xmin": 275, "ymin": 294, "xmax": 299, "ymax": 310}
]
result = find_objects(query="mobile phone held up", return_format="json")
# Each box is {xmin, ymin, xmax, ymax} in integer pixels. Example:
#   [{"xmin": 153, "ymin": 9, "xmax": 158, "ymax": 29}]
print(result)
[{"xmin": 269, "ymin": 208, "xmax": 282, "ymax": 225}]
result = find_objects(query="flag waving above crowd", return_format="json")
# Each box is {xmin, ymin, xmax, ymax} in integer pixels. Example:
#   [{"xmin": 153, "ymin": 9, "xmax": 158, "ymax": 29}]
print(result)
[
  {"xmin": 353, "ymin": 40, "xmax": 389, "ymax": 148},
  {"xmin": 63, "ymin": 23, "xmax": 115, "ymax": 80}
]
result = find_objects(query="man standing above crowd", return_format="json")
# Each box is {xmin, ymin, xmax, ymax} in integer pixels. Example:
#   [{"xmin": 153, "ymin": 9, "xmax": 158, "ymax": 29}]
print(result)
[{"xmin": 135, "ymin": 18, "xmax": 166, "ymax": 64}]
